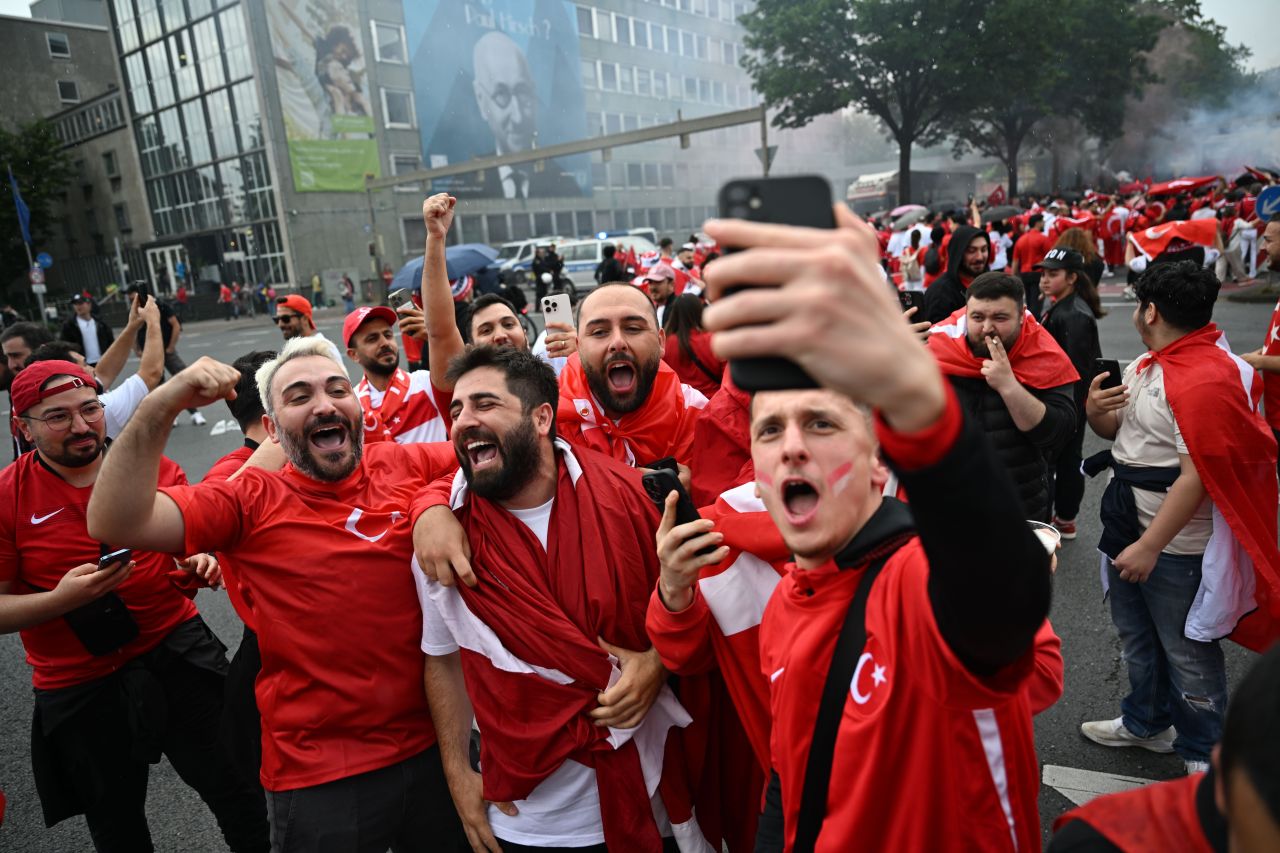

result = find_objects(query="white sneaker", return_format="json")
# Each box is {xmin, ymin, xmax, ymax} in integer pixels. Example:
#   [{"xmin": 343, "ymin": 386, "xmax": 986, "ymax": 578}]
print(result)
[
  {"xmin": 191, "ymin": 412, "xmax": 207, "ymax": 426},
  {"xmin": 1185, "ymin": 760, "xmax": 1210, "ymax": 775},
  {"xmin": 1081, "ymin": 717, "xmax": 1176, "ymax": 753}
]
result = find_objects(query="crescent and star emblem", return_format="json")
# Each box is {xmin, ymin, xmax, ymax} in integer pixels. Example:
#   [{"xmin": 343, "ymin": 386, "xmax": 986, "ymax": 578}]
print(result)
[{"xmin": 850, "ymin": 652, "xmax": 889, "ymax": 705}]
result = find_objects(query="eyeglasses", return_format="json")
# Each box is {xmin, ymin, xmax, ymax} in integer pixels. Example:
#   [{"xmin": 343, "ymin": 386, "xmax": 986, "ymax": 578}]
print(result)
[
  {"xmin": 274, "ymin": 313, "xmax": 300, "ymax": 324},
  {"xmin": 22, "ymin": 400, "xmax": 106, "ymax": 431},
  {"xmin": 480, "ymin": 81, "xmax": 535, "ymax": 111}
]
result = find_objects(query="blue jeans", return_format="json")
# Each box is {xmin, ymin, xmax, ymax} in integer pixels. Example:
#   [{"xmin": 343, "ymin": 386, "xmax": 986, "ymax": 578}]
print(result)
[{"xmin": 1106, "ymin": 552, "xmax": 1227, "ymax": 761}]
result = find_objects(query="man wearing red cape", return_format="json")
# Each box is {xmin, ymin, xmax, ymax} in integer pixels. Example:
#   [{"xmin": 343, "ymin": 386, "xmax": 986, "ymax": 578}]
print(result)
[{"xmin": 1081, "ymin": 259, "xmax": 1280, "ymax": 775}]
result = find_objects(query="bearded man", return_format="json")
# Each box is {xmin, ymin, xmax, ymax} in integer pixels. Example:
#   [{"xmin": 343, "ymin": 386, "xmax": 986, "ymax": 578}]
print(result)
[{"xmin": 86, "ymin": 338, "xmax": 465, "ymax": 852}]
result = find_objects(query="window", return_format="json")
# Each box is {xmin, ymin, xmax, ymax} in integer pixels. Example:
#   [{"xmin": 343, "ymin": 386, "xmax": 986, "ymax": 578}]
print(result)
[
  {"xmin": 619, "ymin": 65, "xmax": 633, "ymax": 94},
  {"xmin": 634, "ymin": 21, "xmax": 648, "ymax": 49},
  {"xmin": 57, "ymin": 80, "xmax": 80, "ymax": 103},
  {"xmin": 636, "ymin": 68, "xmax": 651, "ymax": 97},
  {"xmin": 615, "ymin": 16, "xmax": 631, "ymax": 45},
  {"xmin": 581, "ymin": 59, "xmax": 597, "ymax": 89},
  {"xmin": 599, "ymin": 63, "xmax": 617, "ymax": 91},
  {"xmin": 576, "ymin": 6, "xmax": 594, "ymax": 37},
  {"xmin": 402, "ymin": 217, "xmax": 428, "ymax": 255},
  {"xmin": 114, "ymin": 204, "xmax": 132, "ymax": 232},
  {"xmin": 381, "ymin": 89, "xmax": 416, "ymax": 128},
  {"xmin": 46, "ymin": 32, "xmax": 70, "ymax": 58},
  {"xmin": 371, "ymin": 21, "xmax": 407, "ymax": 63},
  {"xmin": 102, "ymin": 150, "xmax": 119, "ymax": 177},
  {"xmin": 390, "ymin": 153, "xmax": 422, "ymax": 191}
]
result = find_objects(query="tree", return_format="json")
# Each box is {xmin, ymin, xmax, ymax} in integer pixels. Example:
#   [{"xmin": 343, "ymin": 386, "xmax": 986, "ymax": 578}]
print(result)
[
  {"xmin": 740, "ymin": 0, "xmax": 990, "ymax": 204},
  {"xmin": 948, "ymin": 0, "xmax": 1157, "ymax": 196},
  {"xmin": 0, "ymin": 120, "xmax": 74, "ymax": 293}
]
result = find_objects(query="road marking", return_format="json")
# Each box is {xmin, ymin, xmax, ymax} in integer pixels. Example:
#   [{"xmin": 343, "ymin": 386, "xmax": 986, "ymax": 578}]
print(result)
[{"xmin": 1041, "ymin": 764, "xmax": 1153, "ymax": 806}]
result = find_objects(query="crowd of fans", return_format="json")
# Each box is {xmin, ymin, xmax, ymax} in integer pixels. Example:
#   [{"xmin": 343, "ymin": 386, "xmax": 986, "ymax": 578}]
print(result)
[{"xmin": 1, "ymin": 178, "xmax": 1279, "ymax": 853}]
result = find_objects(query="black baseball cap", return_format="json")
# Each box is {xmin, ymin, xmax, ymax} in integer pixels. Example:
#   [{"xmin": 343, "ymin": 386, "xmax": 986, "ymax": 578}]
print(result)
[
  {"xmin": 1037, "ymin": 248, "xmax": 1085, "ymax": 272},
  {"xmin": 69, "ymin": 294, "xmax": 88, "ymax": 304}
]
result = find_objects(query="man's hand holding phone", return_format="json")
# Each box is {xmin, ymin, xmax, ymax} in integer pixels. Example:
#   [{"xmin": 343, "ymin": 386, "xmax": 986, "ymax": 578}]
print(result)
[
  {"xmin": 702, "ymin": 211, "xmax": 946, "ymax": 432},
  {"xmin": 55, "ymin": 558, "xmax": 135, "ymax": 611},
  {"xmin": 654, "ymin": 491, "xmax": 727, "ymax": 613}
]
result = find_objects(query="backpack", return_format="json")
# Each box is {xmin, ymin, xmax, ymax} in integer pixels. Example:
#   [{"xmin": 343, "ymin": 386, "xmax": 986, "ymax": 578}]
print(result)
[
  {"xmin": 923, "ymin": 245, "xmax": 942, "ymax": 275},
  {"xmin": 900, "ymin": 248, "xmax": 921, "ymax": 281}
]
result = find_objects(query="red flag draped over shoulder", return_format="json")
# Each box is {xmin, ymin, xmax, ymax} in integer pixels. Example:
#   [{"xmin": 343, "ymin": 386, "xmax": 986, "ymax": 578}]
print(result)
[
  {"xmin": 927, "ymin": 308, "xmax": 1080, "ymax": 389},
  {"xmin": 1264, "ymin": 300, "xmax": 1280, "ymax": 431},
  {"xmin": 1128, "ymin": 219, "xmax": 1220, "ymax": 259},
  {"xmin": 1136, "ymin": 325, "xmax": 1280, "ymax": 650},
  {"xmin": 440, "ymin": 442, "xmax": 697, "ymax": 852},
  {"xmin": 557, "ymin": 353, "xmax": 706, "ymax": 466}
]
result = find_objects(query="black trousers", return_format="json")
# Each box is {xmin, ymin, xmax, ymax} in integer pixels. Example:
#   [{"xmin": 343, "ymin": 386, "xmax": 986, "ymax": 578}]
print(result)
[
  {"xmin": 265, "ymin": 745, "xmax": 464, "ymax": 853},
  {"xmin": 35, "ymin": 637, "xmax": 269, "ymax": 852},
  {"xmin": 1051, "ymin": 421, "xmax": 1088, "ymax": 521}
]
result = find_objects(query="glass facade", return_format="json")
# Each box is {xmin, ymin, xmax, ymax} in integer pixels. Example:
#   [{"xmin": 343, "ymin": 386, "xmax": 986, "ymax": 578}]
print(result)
[{"xmin": 109, "ymin": 0, "xmax": 286, "ymax": 286}]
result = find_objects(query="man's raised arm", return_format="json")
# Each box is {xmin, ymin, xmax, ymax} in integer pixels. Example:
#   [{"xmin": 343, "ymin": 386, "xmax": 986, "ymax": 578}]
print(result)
[
  {"xmin": 421, "ymin": 193, "xmax": 465, "ymax": 388},
  {"xmin": 88, "ymin": 356, "xmax": 241, "ymax": 553}
]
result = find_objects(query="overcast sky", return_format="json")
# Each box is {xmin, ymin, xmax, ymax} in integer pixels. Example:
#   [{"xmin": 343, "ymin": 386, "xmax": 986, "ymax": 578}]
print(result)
[{"xmin": 0, "ymin": 0, "xmax": 1275, "ymax": 70}]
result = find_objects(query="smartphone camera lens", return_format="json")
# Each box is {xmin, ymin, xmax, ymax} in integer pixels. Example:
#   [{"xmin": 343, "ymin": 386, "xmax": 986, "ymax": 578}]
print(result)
[
  {"xmin": 725, "ymin": 184, "xmax": 751, "ymax": 204},
  {"xmin": 748, "ymin": 195, "xmax": 763, "ymax": 210}
]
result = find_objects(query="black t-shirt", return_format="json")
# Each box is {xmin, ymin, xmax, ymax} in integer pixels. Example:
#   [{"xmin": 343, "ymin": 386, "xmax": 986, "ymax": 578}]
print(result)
[{"xmin": 136, "ymin": 300, "xmax": 178, "ymax": 351}]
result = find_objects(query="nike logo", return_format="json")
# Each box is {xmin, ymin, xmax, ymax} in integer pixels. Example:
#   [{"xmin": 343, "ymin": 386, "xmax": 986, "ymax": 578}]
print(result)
[{"xmin": 30, "ymin": 509, "xmax": 64, "ymax": 525}]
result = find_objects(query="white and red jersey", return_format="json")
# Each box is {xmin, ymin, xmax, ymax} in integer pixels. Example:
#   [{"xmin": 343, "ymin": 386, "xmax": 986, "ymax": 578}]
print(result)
[
  {"xmin": 0, "ymin": 453, "xmax": 197, "ymax": 690},
  {"xmin": 355, "ymin": 368, "xmax": 452, "ymax": 445},
  {"xmin": 761, "ymin": 542, "xmax": 1044, "ymax": 852}
]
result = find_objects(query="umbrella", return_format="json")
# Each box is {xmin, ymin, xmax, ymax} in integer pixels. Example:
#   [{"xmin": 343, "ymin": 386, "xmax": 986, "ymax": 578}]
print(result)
[
  {"xmin": 890, "ymin": 203, "xmax": 926, "ymax": 218},
  {"xmin": 387, "ymin": 243, "xmax": 499, "ymax": 296},
  {"xmin": 982, "ymin": 205, "xmax": 1021, "ymax": 224},
  {"xmin": 892, "ymin": 208, "xmax": 928, "ymax": 230}
]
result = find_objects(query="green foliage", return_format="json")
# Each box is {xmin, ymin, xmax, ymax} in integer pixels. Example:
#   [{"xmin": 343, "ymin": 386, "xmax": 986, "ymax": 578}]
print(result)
[
  {"xmin": 740, "ymin": 0, "xmax": 991, "ymax": 201},
  {"xmin": 0, "ymin": 121, "xmax": 75, "ymax": 288}
]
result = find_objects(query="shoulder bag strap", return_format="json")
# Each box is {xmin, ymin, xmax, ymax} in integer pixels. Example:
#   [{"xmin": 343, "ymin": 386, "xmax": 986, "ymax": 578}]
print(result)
[{"xmin": 793, "ymin": 552, "xmax": 892, "ymax": 852}]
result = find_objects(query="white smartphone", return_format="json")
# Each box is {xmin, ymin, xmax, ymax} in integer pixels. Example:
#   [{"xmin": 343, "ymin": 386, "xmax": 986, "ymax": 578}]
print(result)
[
  {"xmin": 388, "ymin": 288, "xmax": 413, "ymax": 312},
  {"xmin": 540, "ymin": 293, "xmax": 573, "ymax": 329}
]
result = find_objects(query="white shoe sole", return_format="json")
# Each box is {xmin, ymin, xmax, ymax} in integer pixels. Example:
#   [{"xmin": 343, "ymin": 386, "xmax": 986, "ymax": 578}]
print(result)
[{"xmin": 1081, "ymin": 725, "xmax": 1176, "ymax": 754}]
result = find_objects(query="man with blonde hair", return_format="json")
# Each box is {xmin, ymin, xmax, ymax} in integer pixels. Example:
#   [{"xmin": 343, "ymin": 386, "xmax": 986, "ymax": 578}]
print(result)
[{"xmin": 88, "ymin": 337, "xmax": 464, "ymax": 852}]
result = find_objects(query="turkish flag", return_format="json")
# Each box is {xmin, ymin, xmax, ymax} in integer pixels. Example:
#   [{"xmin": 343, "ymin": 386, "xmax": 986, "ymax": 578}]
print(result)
[
  {"xmin": 1128, "ymin": 218, "xmax": 1219, "ymax": 258},
  {"xmin": 621, "ymin": 246, "xmax": 639, "ymax": 274},
  {"xmin": 988, "ymin": 185, "xmax": 1007, "ymax": 206},
  {"xmin": 1264, "ymin": 300, "xmax": 1280, "ymax": 431},
  {"xmin": 1052, "ymin": 212, "xmax": 1097, "ymax": 238},
  {"xmin": 927, "ymin": 308, "xmax": 1079, "ymax": 390},
  {"xmin": 1147, "ymin": 175, "xmax": 1222, "ymax": 197}
]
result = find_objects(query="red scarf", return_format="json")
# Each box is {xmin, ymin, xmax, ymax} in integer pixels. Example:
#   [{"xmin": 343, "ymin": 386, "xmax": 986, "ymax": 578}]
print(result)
[
  {"xmin": 1054, "ymin": 774, "xmax": 1214, "ymax": 853},
  {"xmin": 450, "ymin": 445, "xmax": 684, "ymax": 852},
  {"xmin": 1135, "ymin": 324, "xmax": 1280, "ymax": 651},
  {"xmin": 927, "ymin": 308, "xmax": 1080, "ymax": 390},
  {"xmin": 557, "ymin": 354, "xmax": 704, "ymax": 466},
  {"xmin": 1264, "ymin": 300, "xmax": 1280, "ymax": 431},
  {"xmin": 355, "ymin": 368, "xmax": 411, "ymax": 443}
]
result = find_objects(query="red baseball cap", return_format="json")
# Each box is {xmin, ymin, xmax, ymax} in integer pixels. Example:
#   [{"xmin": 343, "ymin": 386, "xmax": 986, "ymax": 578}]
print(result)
[
  {"xmin": 342, "ymin": 305, "xmax": 398, "ymax": 346},
  {"xmin": 10, "ymin": 360, "xmax": 100, "ymax": 418},
  {"xmin": 276, "ymin": 294, "xmax": 313, "ymax": 321}
]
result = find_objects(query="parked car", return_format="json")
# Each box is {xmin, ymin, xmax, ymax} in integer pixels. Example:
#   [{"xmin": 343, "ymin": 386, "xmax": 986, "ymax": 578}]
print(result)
[
  {"xmin": 557, "ymin": 235, "xmax": 659, "ymax": 296},
  {"xmin": 490, "ymin": 236, "xmax": 563, "ymax": 287}
]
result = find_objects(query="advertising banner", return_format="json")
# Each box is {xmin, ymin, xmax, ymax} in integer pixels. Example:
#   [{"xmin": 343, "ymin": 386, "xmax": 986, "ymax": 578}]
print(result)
[
  {"xmin": 266, "ymin": 0, "xmax": 380, "ymax": 192},
  {"xmin": 404, "ymin": 0, "xmax": 590, "ymax": 199}
]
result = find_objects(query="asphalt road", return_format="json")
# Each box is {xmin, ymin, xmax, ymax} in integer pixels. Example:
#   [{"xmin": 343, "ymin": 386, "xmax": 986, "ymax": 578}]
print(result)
[{"xmin": 0, "ymin": 293, "xmax": 1272, "ymax": 851}]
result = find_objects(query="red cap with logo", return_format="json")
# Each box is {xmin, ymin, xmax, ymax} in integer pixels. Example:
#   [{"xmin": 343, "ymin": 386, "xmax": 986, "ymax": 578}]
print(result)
[
  {"xmin": 10, "ymin": 360, "xmax": 100, "ymax": 418},
  {"xmin": 342, "ymin": 305, "xmax": 398, "ymax": 346}
]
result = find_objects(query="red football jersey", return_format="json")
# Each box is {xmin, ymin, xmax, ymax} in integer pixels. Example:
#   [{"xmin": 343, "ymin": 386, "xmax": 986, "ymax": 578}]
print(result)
[
  {"xmin": 0, "ymin": 453, "xmax": 196, "ymax": 690},
  {"xmin": 199, "ymin": 443, "xmax": 259, "ymax": 628},
  {"xmin": 761, "ymin": 541, "xmax": 1042, "ymax": 852},
  {"xmin": 162, "ymin": 441, "xmax": 458, "ymax": 792},
  {"xmin": 355, "ymin": 368, "xmax": 452, "ymax": 445},
  {"xmin": 1012, "ymin": 230, "xmax": 1053, "ymax": 272},
  {"xmin": 202, "ymin": 443, "xmax": 255, "ymax": 483}
]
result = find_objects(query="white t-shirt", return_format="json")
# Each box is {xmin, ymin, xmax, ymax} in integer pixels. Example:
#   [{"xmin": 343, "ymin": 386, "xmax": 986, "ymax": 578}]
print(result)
[
  {"xmin": 77, "ymin": 316, "xmax": 102, "ymax": 363},
  {"xmin": 102, "ymin": 374, "xmax": 149, "ymax": 439},
  {"xmin": 1110, "ymin": 359, "xmax": 1213, "ymax": 554}
]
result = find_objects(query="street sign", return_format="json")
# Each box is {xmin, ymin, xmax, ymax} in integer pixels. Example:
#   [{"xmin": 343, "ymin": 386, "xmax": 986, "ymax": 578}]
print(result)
[
  {"xmin": 754, "ymin": 145, "xmax": 778, "ymax": 171},
  {"xmin": 28, "ymin": 265, "xmax": 44, "ymax": 285},
  {"xmin": 1257, "ymin": 186, "xmax": 1280, "ymax": 220},
  {"xmin": 35, "ymin": 252, "xmax": 53, "ymax": 269},
  {"xmin": 31, "ymin": 283, "xmax": 46, "ymax": 294},
  {"xmin": 175, "ymin": 261, "xmax": 188, "ymax": 280}
]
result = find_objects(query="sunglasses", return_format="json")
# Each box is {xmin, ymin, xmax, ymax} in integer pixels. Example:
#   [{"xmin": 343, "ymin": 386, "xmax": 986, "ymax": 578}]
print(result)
[{"xmin": 274, "ymin": 313, "xmax": 301, "ymax": 324}]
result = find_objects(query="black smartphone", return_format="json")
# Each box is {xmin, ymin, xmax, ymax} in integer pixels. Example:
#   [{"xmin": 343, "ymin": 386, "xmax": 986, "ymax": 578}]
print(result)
[
  {"xmin": 717, "ymin": 175, "xmax": 835, "ymax": 391},
  {"xmin": 98, "ymin": 548, "xmax": 132, "ymax": 573},
  {"xmin": 899, "ymin": 290, "xmax": 926, "ymax": 314},
  {"xmin": 134, "ymin": 285, "xmax": 149, "ymax": 308},
  {"xmin": 1095, "ymin": 358, "xmax": 1123, "ymax": 390},
  {"xmin": 641, "ymin": 469, "xmax": 716, "ymax": 556},
  {"xmin": 645, "ymin": 456, "xmax": 678, "ymax": 474}
]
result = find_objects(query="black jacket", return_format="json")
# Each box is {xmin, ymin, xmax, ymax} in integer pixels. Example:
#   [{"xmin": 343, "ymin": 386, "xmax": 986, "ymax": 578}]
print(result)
[
  {"xmin": 59, "ymin": 315, "xmax": 114, "ymax": 363},
  {"xmin": 1040, "ymin": 292, "xmax": 1102, "ymax": 413},
  {"xmin": 924, "ymin": 225, "xmax": 990, "ymax": 323},
  {"xmin": 946, "ymin": 375, "xmax": 1077, "ymax": 521},
  {"xmin": 594, "ymin": 257, "xmax": 624, "ymax": 284}
]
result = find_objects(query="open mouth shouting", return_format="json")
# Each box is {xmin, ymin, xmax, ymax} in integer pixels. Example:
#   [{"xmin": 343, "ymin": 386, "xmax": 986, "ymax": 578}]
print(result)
[
  {"xmin": 458, "ymin": 429, "xmax": 503, "ymax": 473},
  {"xmin": 307, "ymin": 420, "xmax": 350, "ymax": 455},
  {"xmin": 780, "ymin": 476, "xmax": 821, "ymax": 526},
  {"xmin": 605, "ymin": 356, "xmax": 638, "ymax": 397}
]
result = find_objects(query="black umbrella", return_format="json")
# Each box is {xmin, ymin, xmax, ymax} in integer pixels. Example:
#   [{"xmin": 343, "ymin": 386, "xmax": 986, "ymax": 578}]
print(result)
[{"xmin": 982, "ymin": 205, "xmax": 1022, "ymax": 223}]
